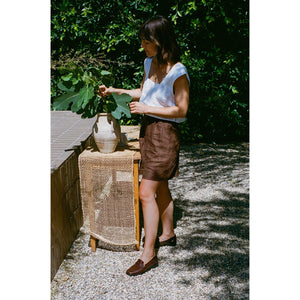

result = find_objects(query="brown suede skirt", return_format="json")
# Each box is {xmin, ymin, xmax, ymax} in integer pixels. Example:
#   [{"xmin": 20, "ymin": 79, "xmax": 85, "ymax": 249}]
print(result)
[{"xmin": 139, "ymin": 115, "xmax": 180, "ymax": 181}]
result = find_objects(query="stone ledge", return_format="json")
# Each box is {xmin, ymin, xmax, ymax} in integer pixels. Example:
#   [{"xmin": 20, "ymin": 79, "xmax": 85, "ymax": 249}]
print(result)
[
  {"xmin": 51, "ymin": 111, "xmax": 96, "ymax": 172},
  {"xmin": 51, "ymin": 111, "xmax": 96, "ymax": 280}
]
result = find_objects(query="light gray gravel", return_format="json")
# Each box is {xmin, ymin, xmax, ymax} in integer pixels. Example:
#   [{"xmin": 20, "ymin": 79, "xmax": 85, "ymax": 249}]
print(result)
[{"xmin": 51, "ymin": 143, "xmax": 249, "ymax": 299}]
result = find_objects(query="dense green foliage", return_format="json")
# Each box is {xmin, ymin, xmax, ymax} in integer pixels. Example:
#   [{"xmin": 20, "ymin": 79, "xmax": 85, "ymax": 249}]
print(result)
[{"xmin": 51, "ymin": 0, "xmax": 249, "ymax": 142}]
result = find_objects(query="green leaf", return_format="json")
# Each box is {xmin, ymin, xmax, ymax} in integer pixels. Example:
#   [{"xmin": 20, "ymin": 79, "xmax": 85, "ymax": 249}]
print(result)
[
  {"xmin": 71, "ymin": 94, "xmax": 84, "ymax": 112},
  {"xmin": 106, "ymin": 101, "xmax": 117, "ymax": 114},
  {"xmin": 70, "ymin": 86, "xmax": 95, "ymax": 112},
  {"xmin": 71, "ymin": 99, "xmax": 83, "ymax": 112},
  {"xmin": 61, "ymin": 73, "xmax": 73, "ymax": 81},
  {"xmin": 111, "ymin": 92, "xmax": 132, "ymax": 119},
  {"xmin": 87, "ymin": 67, "xmax": 101, "ymax": 77},
  {"xmin": 80, "ymin": 86, "xmax": 95, "ymax": 108},
  {"xmin": 72, "ymin": 78, "xmax": 80, "ymax": 85},
  {"xmin": 57, "ymin": 81, "xmax": 75, "ymax": 92},
  {"xmin": 53, "ymin": 91, "xmax": 80, "ymax": 110},
  {"xmin": 101, "ymin": 70, "xmax": 111, "ymax": 76}
]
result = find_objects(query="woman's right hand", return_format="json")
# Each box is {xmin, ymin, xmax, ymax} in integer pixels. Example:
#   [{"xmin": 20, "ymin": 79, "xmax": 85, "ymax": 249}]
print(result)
[{"xmin": 98, "ymin": 85, "xmax": 114, "ymax": 97}]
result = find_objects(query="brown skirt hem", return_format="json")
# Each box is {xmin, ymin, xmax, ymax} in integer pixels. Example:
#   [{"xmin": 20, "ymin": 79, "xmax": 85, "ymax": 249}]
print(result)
[{"xmin": 139, "ymin": 115, "xmax": 180, "ymax": 181}]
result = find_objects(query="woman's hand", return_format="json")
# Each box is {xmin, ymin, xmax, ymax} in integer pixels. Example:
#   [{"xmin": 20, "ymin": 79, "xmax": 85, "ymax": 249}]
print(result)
[
  {"xmin": 129, "ymin": 101, "xmax": 148, "ymax": 115},
  {"xmin": 98, "ymin": 85, "xmax": 114, "ymax": 97}
]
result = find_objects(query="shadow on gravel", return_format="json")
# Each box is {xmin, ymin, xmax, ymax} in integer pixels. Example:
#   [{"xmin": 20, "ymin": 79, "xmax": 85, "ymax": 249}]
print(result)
[
  {"xmin": 175, "ymin": 190, "xmax": 249, "ymax": 297},
  {"xmin": 178, "ymin": 143, "xmax": 249, "ymax": 187},
  {"xmin": 170, "ymin": 143, "xmax": 249, "ymax": 298}
]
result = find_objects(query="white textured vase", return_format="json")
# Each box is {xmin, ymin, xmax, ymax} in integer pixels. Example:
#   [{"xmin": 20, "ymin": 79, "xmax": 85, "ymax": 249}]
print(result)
[{"xmin": 93, "ymin": 113, "xmax": 121, "ymax": 153}]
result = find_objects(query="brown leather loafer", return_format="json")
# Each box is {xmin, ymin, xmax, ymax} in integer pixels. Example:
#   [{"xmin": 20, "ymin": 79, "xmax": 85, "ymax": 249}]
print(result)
[
  {"xmin": 159, "ymin": 235, "xmax": 177, "ymax": 247},
  {"xmin": 126, "ymin": 256, "xmax": 158, "ymax": 276}
]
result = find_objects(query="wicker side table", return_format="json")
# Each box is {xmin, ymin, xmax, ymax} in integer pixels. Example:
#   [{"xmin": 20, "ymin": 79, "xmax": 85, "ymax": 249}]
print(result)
[{"xmin": 78, "ymin": 126, "xmax": 141, "ymax": 251}]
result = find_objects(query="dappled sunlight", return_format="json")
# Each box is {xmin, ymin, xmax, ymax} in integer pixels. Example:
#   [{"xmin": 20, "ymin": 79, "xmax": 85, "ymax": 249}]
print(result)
[{"xmin": 168, "ymin": 143, "xmax": 249, "ymax": 298}]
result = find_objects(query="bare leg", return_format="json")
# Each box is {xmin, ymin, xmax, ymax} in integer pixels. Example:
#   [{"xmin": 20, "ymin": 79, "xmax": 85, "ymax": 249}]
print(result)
[
  {"xmin": 156, "ymin": 180, "xmax": 175, "ymax": 241},
  {"xmin": 139, "ymin": 178, "xmax": 161, "ymax": 263}
]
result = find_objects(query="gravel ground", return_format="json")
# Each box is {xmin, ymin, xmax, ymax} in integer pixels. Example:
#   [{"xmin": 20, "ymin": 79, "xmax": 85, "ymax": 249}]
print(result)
[{"xmin": 51, "ymin": 143, "xmax": 249, "ymax": 300}]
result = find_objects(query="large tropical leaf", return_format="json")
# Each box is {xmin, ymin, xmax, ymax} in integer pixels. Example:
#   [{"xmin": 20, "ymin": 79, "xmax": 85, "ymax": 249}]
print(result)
[
  {"xmin": 71, "ymin": 96, "xmax": 84, "ymax": 112},
  {"xmin": 111, "ymin": 92, "xmax": 132, "ymax": 119},
  {"xmin": 53, "ymin": 91, "xmax": 80, "ymax": 110},
  {"xmin": 70, "ymin": 86, "xmax": 94, "ymax": 112},
  {"xmin": 80, "ymin": 86, "xmax": 95, "ymax": 109}
]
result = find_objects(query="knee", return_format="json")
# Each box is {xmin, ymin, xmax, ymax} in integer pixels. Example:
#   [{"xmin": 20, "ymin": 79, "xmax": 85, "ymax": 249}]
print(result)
[{"xmin": 139, "ymin": 186, "xmax": 154, "ymax": 204}]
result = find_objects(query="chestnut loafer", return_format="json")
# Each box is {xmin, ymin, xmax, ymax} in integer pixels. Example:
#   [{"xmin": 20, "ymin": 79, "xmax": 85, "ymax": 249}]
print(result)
[
  {"xmin": 159, "ymin": 235, "xmax": 177, "ymax": 247},
  {"xmin": 126, "ymin": 256, "xmax": 158, "ymax": 276}
]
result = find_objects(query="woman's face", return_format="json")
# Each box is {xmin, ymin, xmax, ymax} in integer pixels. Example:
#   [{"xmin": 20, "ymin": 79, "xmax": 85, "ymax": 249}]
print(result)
[{"xmin": 141, "ymin": 39, "xmax": 157, "ymax": 57}]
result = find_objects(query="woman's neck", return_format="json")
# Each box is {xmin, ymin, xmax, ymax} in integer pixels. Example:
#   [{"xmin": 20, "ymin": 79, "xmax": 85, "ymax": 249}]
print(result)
[
  {"xmin": 152, "ymin": 57, "xmax": 173, "ymax": 71},
  {"xmin": 149, "ymin": 57, "xmax": 175, "ymax": 84}
]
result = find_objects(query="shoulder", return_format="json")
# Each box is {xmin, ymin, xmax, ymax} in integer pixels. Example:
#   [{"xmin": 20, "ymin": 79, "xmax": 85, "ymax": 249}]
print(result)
[
  {"xmin": 171, "ymin": 63, "xmax": 190, "ymax": 85},
  {"xmin": 174, "ymin": 62, "xmax": 188, "ymax": 73},
  {"xmin": 143, "ymin": 57, "xmax": 153, "ymax": 78}
]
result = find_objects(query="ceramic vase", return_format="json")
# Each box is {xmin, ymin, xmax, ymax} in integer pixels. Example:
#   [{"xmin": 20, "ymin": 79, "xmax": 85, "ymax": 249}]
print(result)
[{"xmin": 92, "ymin": 113, "xmax": 121, "ymax": 153}]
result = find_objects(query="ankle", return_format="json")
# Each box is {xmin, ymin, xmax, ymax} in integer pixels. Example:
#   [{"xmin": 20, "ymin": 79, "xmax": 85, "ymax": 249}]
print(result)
[
  {"xmin": 140, "ymin": 253, "xmax": 156, "ymax": 265},
  {"xmin": 159, "ymin": 231, "xmax": 175, "ymax": 241},
  {"xmin": 143, "ymin": 247, "xmax": 156, "ymax": 256}
]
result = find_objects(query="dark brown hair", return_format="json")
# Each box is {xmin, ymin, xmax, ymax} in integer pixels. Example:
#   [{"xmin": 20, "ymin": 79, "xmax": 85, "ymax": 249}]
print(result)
[{"xmin": 139, "ymin": 15, "xmax": 180, "ymax": 65}]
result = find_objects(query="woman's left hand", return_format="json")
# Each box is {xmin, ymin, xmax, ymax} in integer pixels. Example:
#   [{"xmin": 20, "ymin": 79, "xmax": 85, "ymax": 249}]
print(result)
[{"xmin": 129, "ymin": 101, "xmax": 147, "ymax": 115}]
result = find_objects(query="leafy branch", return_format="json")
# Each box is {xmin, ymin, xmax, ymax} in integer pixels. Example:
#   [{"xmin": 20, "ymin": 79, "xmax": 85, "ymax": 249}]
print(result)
[{"xmin": 52, "ymin": 66, "xmax": 132, "ymax": 119}]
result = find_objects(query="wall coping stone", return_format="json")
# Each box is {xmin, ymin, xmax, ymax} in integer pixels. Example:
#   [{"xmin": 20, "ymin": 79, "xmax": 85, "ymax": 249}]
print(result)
[{"xmin": 51, "ymin": 111, "xmax": 96, "ymax": 172}]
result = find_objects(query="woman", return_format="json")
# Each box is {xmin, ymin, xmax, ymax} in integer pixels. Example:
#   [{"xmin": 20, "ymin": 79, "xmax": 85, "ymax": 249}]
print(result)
[{"xmin": 99, "ymin": 15, "xmax": 190, "ymax": 276}]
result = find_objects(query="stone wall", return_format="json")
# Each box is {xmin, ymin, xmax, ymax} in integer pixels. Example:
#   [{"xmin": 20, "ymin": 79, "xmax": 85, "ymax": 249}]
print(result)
[
  {"xmin": 51, "ymin": 111, "xmax": 96, "ymax": 280},
  {"xmin": 51, "ymin": 150, "xmax": 83, "ymax": 280}
]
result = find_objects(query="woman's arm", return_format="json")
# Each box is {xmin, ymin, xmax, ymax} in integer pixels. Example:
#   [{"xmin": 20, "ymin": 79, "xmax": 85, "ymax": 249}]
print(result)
[
  {"xmin": 129, "ymin": 74, "xmax": 189, "ymax": 118},
  {"xmin": 98, "ymin": 71, "xmax": 146, "ymax": 101},
  {"xmin": 99, "ymin": 86, "xmax": 142, "ymax": 100}
]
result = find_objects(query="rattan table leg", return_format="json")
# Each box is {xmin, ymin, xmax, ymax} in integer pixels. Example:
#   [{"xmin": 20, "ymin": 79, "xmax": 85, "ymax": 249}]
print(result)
[
  {"xmin": 134, "ymin": 160, "xmax": 140, "ymax": 250},
  {"xmin": 90, "ymin": 236, "xmax": 97, "ymax": 252}
]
